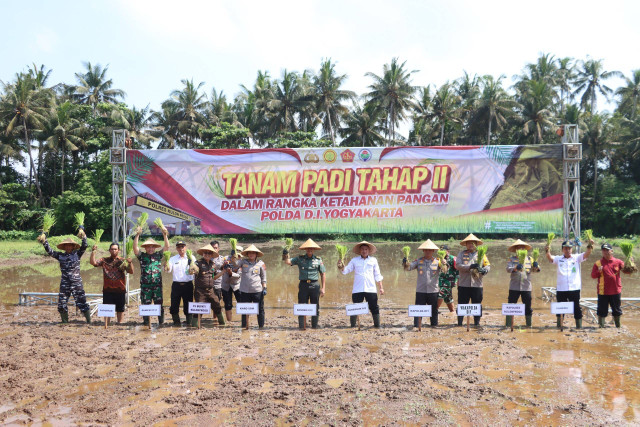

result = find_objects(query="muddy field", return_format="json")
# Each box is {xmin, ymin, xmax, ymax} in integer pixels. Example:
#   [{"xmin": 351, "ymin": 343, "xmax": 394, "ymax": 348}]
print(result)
[{"xmin": 1, "ymin": 240, "xmax": 639, "ymax": 425}]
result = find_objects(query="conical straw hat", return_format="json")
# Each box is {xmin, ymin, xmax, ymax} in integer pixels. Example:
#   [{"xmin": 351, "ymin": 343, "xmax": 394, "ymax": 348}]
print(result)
[
  {"xmin": 57, "ymin": 238, "xmax": 81, "ymax": 250},
  {"xmin": 197, "ymin": 244, "xmax": 219, "ymax": 257},
  {"xmin": 140, "ymin": 238, "xmax": 161, "ymax": 249},
  {"xmin": 299, "ymin": 239, "xmax": 321, "ymax": 250},
  {"xmin": 418, "ymin": 239, "xmax": 439, "ymax": 250},
  {"xmin": 460, "ymin": 234, "xmax": 483, "ymax": 246},
  {"xmin": 241, "ymin": 244, "xmax": 264, "ymax": 257},
  {"xmin": 508, "ymin": 239, "xmax": 532, "ymax": 252},
  {"xmin": 353, "ymin": 241, "xmax": 377, "ymax": 255}
]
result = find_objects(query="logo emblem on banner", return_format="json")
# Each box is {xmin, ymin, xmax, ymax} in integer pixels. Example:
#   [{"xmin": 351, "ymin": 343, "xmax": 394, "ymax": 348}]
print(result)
[
  {"xmin": 358, "ymin": 149, "xmax": 372, "ymax": 162},
  {"xmin": 323, "ymin": 149, "xmax": 337, "ymax": 163},
  {"xmin": 304, "ymin": 153, "xmax": 319, "ymax": 163},
  {"xmin": 340, "ymin": 149, "xmax": 355, "ymax": 162}
]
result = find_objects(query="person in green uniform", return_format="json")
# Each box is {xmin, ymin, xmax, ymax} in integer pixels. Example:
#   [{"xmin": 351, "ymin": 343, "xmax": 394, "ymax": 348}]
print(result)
[
  {"xmin": 284, "ymin": 239, "xmax": 326, "ymax": 329},
  {"xmin": 133, "ymin": 228, "xmax": 170, "ymax": 326}
]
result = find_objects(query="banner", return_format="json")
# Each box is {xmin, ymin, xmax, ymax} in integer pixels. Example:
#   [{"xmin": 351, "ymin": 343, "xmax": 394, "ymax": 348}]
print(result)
[{"xmin": 125, "ymin": 145, "xmax": 563, "ymax": 234}]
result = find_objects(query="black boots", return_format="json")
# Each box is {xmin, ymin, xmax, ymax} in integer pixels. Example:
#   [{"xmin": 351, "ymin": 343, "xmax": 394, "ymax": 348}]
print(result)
[
  {"xmin": 372, "ymin": 314, "xmax": 381, "ymax": 328},
  {"xmin": 172, "ymin": 313, "xmax": 181, "ymax": 326}
]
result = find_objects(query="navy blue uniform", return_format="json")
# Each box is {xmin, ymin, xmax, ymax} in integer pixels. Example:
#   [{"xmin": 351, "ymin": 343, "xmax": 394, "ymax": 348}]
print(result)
[{"xmin": 43, "ymin": 238, "xmax": 90, "ymax": 313}]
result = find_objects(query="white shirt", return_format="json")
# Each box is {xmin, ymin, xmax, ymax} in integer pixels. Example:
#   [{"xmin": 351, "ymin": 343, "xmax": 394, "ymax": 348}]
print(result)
[
  {"xmin": 553, "ymin": 253, "xmax": 586, "ymax": 291},
  {"xmin": 341, "ymin": 256, "xmax": 383, "ymax": 293},
  {"xmin": 167, "ymin": 254, "xmax": 194, "ymax": 283}
]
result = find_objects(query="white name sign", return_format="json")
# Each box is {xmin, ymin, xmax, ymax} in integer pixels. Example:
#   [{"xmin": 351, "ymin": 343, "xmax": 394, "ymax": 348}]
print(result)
[
  {"xmin": 97, "ymin": 304, "xmax": 116, "ymax": 318},
  {"xmin": 551, "ymin": 302, "xmax": 574, "ymax": 314},
  {"xmin": 188, "ymin": 302, "xmax": 211, "ymax": 315},
  {"xmin": 408, "ymin": 305, "xmax": 432, "ymax": 317},
  {"xmin": 293, "ymin": 304, "xmax": 317, "ymax": 316},
  {"xmin": 501, "ymin": 303, "xmax": 526, "ymax": 316},
  {"xmin": 457, "ymin": 304, "xmax": 482, "ymax": 316},
  {"xmin": 139, "ymin": 305, "xmax": 162, "ymax": 316},
  {"xmin": 345, "ymin": 302, "xmax": 369, "ymax": 316},
  {"xmin": 236, "ymin": 303, "xmax": 259, "ymax": 315}
]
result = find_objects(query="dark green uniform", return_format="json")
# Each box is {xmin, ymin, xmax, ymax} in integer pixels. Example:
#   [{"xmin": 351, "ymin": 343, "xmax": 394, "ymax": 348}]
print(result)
[{"xmin": 290, "ymin": 254, "xmax": 326, "ymax": 328}]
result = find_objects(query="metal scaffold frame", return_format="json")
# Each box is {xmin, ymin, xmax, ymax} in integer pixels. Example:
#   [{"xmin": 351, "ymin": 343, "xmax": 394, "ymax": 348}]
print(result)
[
  {"xmin": 561, "ymin": 124, "xmax": 582, "ymax": 241},
  {"xmin": 110, "ymin": 130, "xmax": 131, "ymax": 301}
]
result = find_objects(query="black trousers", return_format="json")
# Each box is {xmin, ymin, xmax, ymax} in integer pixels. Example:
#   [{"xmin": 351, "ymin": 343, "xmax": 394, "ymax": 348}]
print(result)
[
  {"xmin": 239, "ymin": 291, "xmax": 265, "ymax": 327},
  {"xmin": 597, "ymin": 293, "xmax": 622, "ymax": 317},
  {"xmin": 352, "ymin": 292, "xmax": 379, "ymax": 315},
  {"xmin": 298, "ymin": 281, "xmax": 321, "ymax": 317},
  {"xmin": 222, "ymin": 287, "xmax": 241, "ymax": 311},
  {"xmin": 508, "ymin": 290, "xmax": 533, "ymax": 315},
  {"xmin": 457, "ymin": 286, "xmax": 483, "ymax": 325},
  {"xmin": 556, "ymin": 290, "xmax": 582, "ymax": 319},
  {"xmin": 169, "ymin": 281, "xmax": 193, "ymax": 316},
  {"xmin": 415, "ymin": 292, "xmax": 439, "ymax": 326}
]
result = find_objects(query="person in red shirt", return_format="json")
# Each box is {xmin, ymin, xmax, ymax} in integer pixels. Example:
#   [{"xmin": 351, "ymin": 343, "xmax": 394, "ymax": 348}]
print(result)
[
  {"xmin": 90, "ymin": 242, "xmax": 134, "ymax": 325},
  {"xmin": 591, "ymin": 243, "xmax": 625, "ymax": 328}
]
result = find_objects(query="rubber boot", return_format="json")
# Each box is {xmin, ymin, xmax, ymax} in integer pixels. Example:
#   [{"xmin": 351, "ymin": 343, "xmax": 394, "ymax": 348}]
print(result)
[
  {"xmin": 216, "ymin": 312, "xmax": 226, "ymax": 326},
  {"xmin": 143, "ymin": 316, "xmax": 150, "ymax": 326},
  {"xmin": 158, "ymin": 312, "xmax": 164, "ymax": 326},
  {"xmin": 473, "ymin": 316, "xmax": 481, "ymax": 326},
  {"xmin": 614, "ymin": 316, "xmax": 621, "ymax": 328},
  {"xmin": 505, "ymin": 316, "xmax": 513, "ymax": 327},
  {"xmin": 185, "ymin": 314, "xmax": 192, "ymax": 327},
  {"xmin": 83, "ymin": 310, "xmax": 91, "ymax": 324},
  {"xmin": 525, "ymin": 315, "xmax": 532, "ymax": 327},
  {"xmin": 575, "ymin": 318, "xmax": 582, "ymax": 329},
  {"xmin": 60, "ymin": 311, "xmax": 69, "ymax": 324},
  {"xmin": 298, "ymin": 316, "xmax": 305, "ymax": 329},
  {"xmin": 457, "ymin": 316, "xmax": 464, "ymax": 326},
  {"xmin": 241, "ymin": 315, "xmax": 247, "ymax": 328},
  {"xmin": 598, "ymin": 316, "xmax": 605, "ymax": 328},
  {"xmin": 556, "ymin": 316, "xmax": 562, "ymax": 329},
  {"xmin": 257, "ymin": 314, "xmax": 265, "ymax": 329},
  {"xmin": 191, "ymin": 315, "xmax": 199, "ymax": 327},
  {"xmin": 372, "ymin": 314, "xmax": 381, "ymax": 328},
  {"xmin": 311, "ymin": 316, "xmax": 319, "ymax": 329},
  {"xmin": 413, "ymin": 317, "xmax": 420, "ymax": 328},
  {"xmin": 350, "ymin": 316, "xmax": 357, "ymax": 328},
  {"xmin": 172, "ymin": 314, "xmax": 181, "ymax": 326}
]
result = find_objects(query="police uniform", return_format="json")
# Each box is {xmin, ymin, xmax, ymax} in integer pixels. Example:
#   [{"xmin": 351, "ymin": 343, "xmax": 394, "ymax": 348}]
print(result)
[
  {"xmin": 407, "ymin": 240, "xmax": 445, "ymax": 327},
  {"xmin": 289, "ymin": 240, "xmax": 326, "ymax": 328},
  {"xmin": 221, "ymin": 254, "xmax": 241, "ymax": 314},
  {"xmin": 234, "ymin": 245, "xmax": 267, "ymax": 328},
  {"xmin": 505, "ymin": 239, "xmax": 539, "ymax": 327},
  {"xmin": 456, "ymin": 234, "xmax": 491, "ymax": 326},
  {"xmin": 43, "ymin": 237, "xmax": 90, "ymax": 321}
]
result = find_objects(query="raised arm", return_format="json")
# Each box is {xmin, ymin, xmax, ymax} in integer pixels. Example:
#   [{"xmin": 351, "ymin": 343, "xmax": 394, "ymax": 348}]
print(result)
[
  {"xmin": 162, "ymin": 230, "xmax": 170, "ymax": 252},
  {"xmin": 90, "ymin": 245, "xmax": 100, "ymax": 267},
  {"xmin": 133, "ymin": 231, "xmax": 141, "ymax": 256},
  {"xmin": 545, "ymin": 246, "xmax": 554, "ymax": 263},
  {"xmin": 77, "ymin": 235, "xmax": 88, "ymax": 259},
  {"xmin": 42, "ymin": 238, "xmax": 60, "ymax": 260}
]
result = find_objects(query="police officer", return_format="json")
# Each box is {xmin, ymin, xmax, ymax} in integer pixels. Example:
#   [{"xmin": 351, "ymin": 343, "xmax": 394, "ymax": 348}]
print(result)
[
  {"xmin": 231, "ymin": 244, "xmax": 267, "ymax": 329},
  {"xmin": 404, "ymin": 239, "xmax": 448, "ymax": 328},
  {"xmin": 41, "ymin": 235, "xmax": 91, "ymax": 324},
  {"xmin": 505, "ymin": 239, "xmax": 539, "ymax": 328},
  {"xmin": 283, "ymin": 239, "xmax": 327, "ymax": 329},
  {"xmin": 456, "ymin": 234, "xmax": 490, "ymax": 327}
]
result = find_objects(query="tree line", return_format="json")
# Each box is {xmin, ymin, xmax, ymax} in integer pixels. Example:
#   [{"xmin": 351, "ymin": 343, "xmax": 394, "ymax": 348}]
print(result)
[{"xmin": 1, "ymin": 55, "xmax": 639, "ymax": 237}]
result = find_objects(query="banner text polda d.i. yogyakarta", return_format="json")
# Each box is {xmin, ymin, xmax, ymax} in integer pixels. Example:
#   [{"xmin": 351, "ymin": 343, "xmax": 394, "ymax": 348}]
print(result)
[{"xmin": 220, "ymin": 165, "xmax": 451, "ymax": 198}]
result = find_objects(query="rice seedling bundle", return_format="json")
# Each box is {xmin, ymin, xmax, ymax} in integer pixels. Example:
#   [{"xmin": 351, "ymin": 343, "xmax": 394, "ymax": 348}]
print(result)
[
  {"xmin": 336, "ymin": 244, "xmax": 348, "ymax": 263},
  {"xmin": 229, "ymin": 238, "xmax": 238, "ymax": 255},
  {"xmin": 532, "ymin": 248, "xmax": 540, "ymax": 262},
  {"xmin": 283, "ymin": 237, "xmax": 294, "ymax": 260},
  {"xmin": 620, "ymin": 242, "xmax": 637, "ymax": 274},
  {"xmin": 472, "ymin": 245, "xmax": 489, "ymax": 279},
  {"xmin": 134, "ymin": 212, "xmax": 149, "ymax": 235},
  {"xmin": 153, "ymin": 217, "xmax": 168, "ymax": 235},
  {"xmin": 162, "ymin": 250, "xmax": 171, "ymax": 267},
  {"xmin": 582, "ymin": 229, "xmax": 593, "ymax": 245},
  {"xmin": 120, "ymin": 238, "xmax": 134, "ymax": 270},
  {"xmin": 516, "ymin": 249, "xmax": 528, "ymax": 265},
  {"xmin": 74, "ymin": 212, "xmax": 85, "ymax": 238},
  {"xmin": 93, "ymin": 229, "xmax": 104, "ymax": 246},
  {"xmin": 546, "ymin": 233, "xmax": 555, "ymax": 247},
  {"xmin": 437, "ymin": 249, "xmax": 447, "ymax": 262},
  {"xmin": 402, "ymin": 246, "xmax": 411, "ymax": 260},
  {"xmin": 186, "ymin": 249, "xmax": 199, "ymax": 274},
  {"xmin": 37, "ymin": 213, "xmax": 56, "ymax": 243}
]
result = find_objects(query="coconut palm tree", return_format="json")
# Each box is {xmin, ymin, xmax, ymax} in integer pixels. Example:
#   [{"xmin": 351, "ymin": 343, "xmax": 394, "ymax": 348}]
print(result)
[
  {"xmin": 519, "ymin": 80, "xmax": 555, "ymax": 144},
  {"xmin": 581, "ymin": 112, "xmax": 615, "ymax": 201},
  {"xmin": 314, "ymin": 59, "xmax": 355, "ymax": 145},
  {"xmin": 556, "ymin": 57, "xmax": 575, "ymax": 116},
  {"xmin": 267, "ymin": 70, "xmax": 306, "ymax": 135},
  {"xmin": 74, "ymin": 62, "xmax": 125, "ymax": 110},
  {"xmin": 616, "ymin": 70, "xmax": 640, "ymax": 119},
  {"xmin": 473, "ymin": 75, "xmax": 520, "ymax": 144},
  {"xmin": 114, "ymin": 105, "xmax": 156, "ymax": 148},
  {"xmin": 430, "ymin": 83, "xmax": 462, "ymax": 145},
  {"xmin": 42, "ymin": 101, "xmax": 86, "ymax": 192},
  {"xmin": 150, "ymin": 103, "xmax": 181, "ymax": 149},
  {"xmin": 365, "ymin": 58, "xmax": 417, "ymax": 145},
  {"xmin": 162, "ymin": 79, "xmax": 208, "ymax": 148},
  {"xmin": 339, "ymin": 102, "xmax": 385, "ymax": 147},
  {"xmin": 573, "ymin": 59, "xmax": 622, "ymax": 112}
]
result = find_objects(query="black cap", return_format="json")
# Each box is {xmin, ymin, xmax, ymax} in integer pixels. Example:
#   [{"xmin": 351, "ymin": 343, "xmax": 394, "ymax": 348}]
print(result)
[
  {"xmin": 441, "ymin": 244, "xmax": 449, "ymax": 250},
  {"xmin": 561, "ymin": 240, "xmax": 573, "ymax": 248},
  {"xmin": 601, "ymin": 243, "xmax": 612, "ymax": 250},
  {"xmin": 175, "ymin": 240, "xmax": 186, "ymax": 246}
]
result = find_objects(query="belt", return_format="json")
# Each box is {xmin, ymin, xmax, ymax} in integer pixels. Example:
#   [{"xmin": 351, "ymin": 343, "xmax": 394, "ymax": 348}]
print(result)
[{"xmin": 300, "ymin": 280, "xmax": 318, "ymax": 284}]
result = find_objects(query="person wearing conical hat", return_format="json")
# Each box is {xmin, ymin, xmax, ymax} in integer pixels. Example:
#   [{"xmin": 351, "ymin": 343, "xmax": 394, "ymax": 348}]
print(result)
[
  {"xmin": 338, "ymin": 241, "xmax": 384, "ymax": 328},
  {"xmin": 133, "ymin": 226, "xmax": 170, "ymax": 326},
  {"xmin": 230, "ymin": 245, "xmax": 267, "ymax": 328},
  {"xmin": 456, "ymin": 234, "xmax": 491, "ymax": 327},
  {"xmin": 404, "ymin": 240, "xmax": 448, "ymax": 328},
  {"xmin": 221, "ymin": 245, "xmax": 243, "ymax": 322},
  {"xmin": 191, "ymin": 244, "xmax": 226, "ymax": 327},
  {"xmin": 505, "ymin": 239, "xmax": 539, "ymax": 328},
  {"xmin": 283, "ymin": 239, "xmax": 327, "ymax": 329},
  {"xmin": 40, "ymin": 233, "xmax": 91, "ymax": 324}
]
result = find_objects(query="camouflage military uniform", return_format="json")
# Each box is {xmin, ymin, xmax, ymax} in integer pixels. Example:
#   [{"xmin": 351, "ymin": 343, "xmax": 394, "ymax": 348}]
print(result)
[
  {"xmin": 438, "ymin": 254, "xmax": 458, "ymax": 304},
  {"xmin": 137, "ymin": 252, "xmax": 164, "ymax": 306},
  {"xmin": 43, "ymin": 237, "xmax": 90, "ymax": 313}
]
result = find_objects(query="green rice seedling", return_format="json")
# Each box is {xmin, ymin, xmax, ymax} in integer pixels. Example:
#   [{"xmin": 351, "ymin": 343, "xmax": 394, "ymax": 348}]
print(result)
[
  {"xmin": 336, "ymin": 244, "xmax": 348, "ymax": 263},
  {"xmin": 133, "ymin": 212, "xmax": 149, "ymax": 235},
  {"xmin": 402, "ymin": 246, "xmax": 411, "ymax": 260},
  {"xmin": 546, "ymin": 233, "xmax": 555, "ymax": 247},
  {"xmin": 476, "ymin": 245, "xmax": 488, "ymax": 265},
  {"xmin": 229, "ymin": 237, "xmax": 238, "ymax": 256},
  {"xmin": 74, "ymin": 212, "xmax": 85, "ymax": 238},
  {"xmin": 582, "ymin": 229, "xmax": 593, "ymax": 244},
  {"xmin": 37, "ymin": 213, "xmax": 56, "ymax": 243},
  {"xmin": 532, "ymin": 248, "xmax": 540, "ymax": 262},
  {"xmin": 517, "ymin": 249, "xmax": 528, "ymax": 265},
  {"xmin": 120, "ymin": 238, "xmax": 134, "ymax": 270},
  {"xmin": 620, "ymin": 242, "xmax": 637, "ymax": 274},
  {"xmin": 153, "ymin": 217, "xmax": 168, "ymax": 235},
  {"xmin": 437, "ymin": 249, "xmax": 447, "ymax": 262},
  {"xmin": 93, "ymin": 229, "xmax": 104, "ymax": 247},
  {"xmin": 283, "ymin": 237, "xmax": 294, "ymax": 260},
  {"xmin": 162, "ymin": 250, "xmax": 171, "ymax": 267}
]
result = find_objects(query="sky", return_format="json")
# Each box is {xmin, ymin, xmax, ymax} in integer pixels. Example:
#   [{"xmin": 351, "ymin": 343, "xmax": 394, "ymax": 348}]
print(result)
[{"xmin": 1, "ymin": 0, "xmax": 638, "ymax": 116}]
